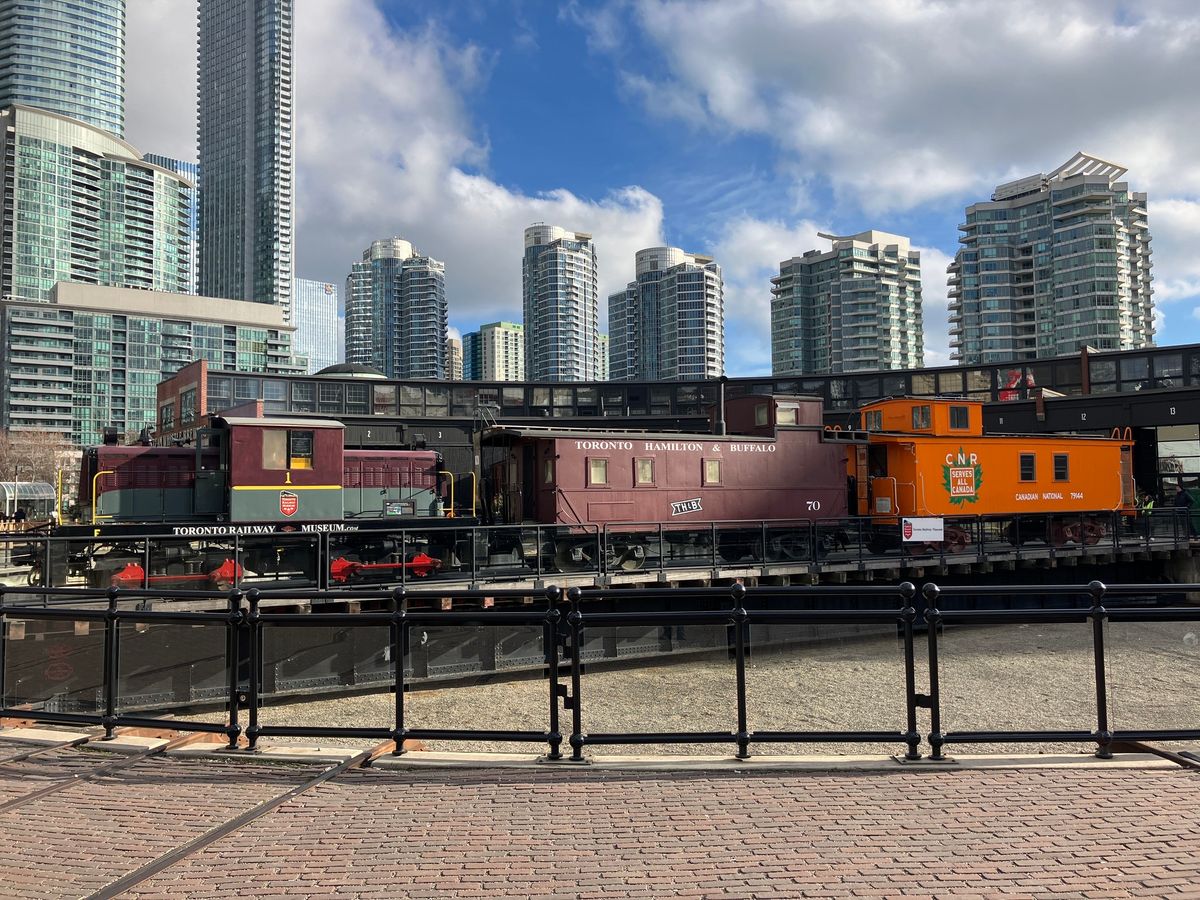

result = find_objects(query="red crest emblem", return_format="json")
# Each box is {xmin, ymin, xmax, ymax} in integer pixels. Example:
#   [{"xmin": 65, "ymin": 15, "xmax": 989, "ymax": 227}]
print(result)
[
  {"xmin": 280, "ymin": 491, "xmax": 298, "ymax": 517},
  {"xmin": 902, "ymin": 520, "xmax": 913, "ymax": 540}
]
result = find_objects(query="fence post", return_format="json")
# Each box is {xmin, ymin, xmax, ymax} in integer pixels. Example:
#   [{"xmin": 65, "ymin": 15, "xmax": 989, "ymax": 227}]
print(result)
[
  {"xmin": 544, "ymin": 585, "xmax": 563, "ymax": 761},
  {"xmin": 922, "ymin": 582, "xmax": 944, "ymax": 761},
  {"xmin": 224, "ymin": 588, "xmax": 244, "ymax": 750},
  {"xmin": 731, "ymin": 582, "xmax": 750, "ymax": 760},
  {"xmin": 101, "ymin": 586, "xmax": 120, "ymax": 739},
  {"xmin": 1088, "ymin": 580, "xmax": 1113, "ymax": 759},
  {"xmin": 0, "ymin": 586, "xmax": 7, "ymax": 718},
  {"xmin": 390, "ymin": 586, "xmax": 406, "ymax": 755},
  {"xmin": 899, "ymin": 581, "xmax": 921, "ymax": 761},
  {"xmin": 567, "ymin": 586, "xmax": 585, "ymax": 762},
  {"xmin": 246, "ymin": 588, "xmax": 262, "ymax": 751}
]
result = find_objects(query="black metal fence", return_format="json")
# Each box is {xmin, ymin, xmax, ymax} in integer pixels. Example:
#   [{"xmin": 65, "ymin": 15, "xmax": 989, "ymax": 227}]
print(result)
[
  {"xmin": 0, "ymin": 508, "xmax": 1189, "ymax": 592},
  {"xmin": 2, "ymin": 580, "xmax": 1199, "ymax": 761}
]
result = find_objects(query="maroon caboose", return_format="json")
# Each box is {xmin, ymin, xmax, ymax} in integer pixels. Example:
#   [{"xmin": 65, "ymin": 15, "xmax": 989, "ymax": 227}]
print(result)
[{"xmin": 482, "ymin": 396, "xmax": 857, "ymax": 570}]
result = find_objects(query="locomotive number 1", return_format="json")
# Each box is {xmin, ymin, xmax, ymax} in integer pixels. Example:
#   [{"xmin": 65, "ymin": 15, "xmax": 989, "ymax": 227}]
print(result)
[{"xmin": 806, "ymin": 500, "xmax": 821, "ymax": 511}]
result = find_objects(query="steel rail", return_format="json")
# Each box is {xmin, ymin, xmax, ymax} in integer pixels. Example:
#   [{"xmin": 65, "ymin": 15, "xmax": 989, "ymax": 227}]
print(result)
[{"xmin": 86, "ymin": 741, "xmax": 391, "ymax": 900}]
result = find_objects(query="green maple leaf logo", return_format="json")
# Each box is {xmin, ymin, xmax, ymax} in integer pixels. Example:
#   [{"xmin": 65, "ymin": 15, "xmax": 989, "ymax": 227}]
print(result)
[{"xmin": 943, "ymin": 448, "xmax": 983, "ymax": 506}]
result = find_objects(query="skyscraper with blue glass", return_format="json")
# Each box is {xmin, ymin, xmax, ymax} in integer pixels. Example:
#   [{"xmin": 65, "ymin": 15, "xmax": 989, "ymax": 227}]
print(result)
[
  {"xmin": 293, "ymin": 278, "xmax": 343, "ymax": 374},
  {"xmin": 198, "ymin": 0, "xmax": 294, "ymax": 314},
  {"xmin": 0, "ymin": 0, "xmax": 126, "ymax": 137}
]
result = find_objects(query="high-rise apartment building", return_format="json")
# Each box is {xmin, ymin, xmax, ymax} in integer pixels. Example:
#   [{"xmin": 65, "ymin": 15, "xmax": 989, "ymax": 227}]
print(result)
[
  {"xmin": 476, "ymin": 321, "xmax": 524, "ymax": 382},
  {"xmin": 522, "ymin": 224, "xmax": 599, "ymax": 381},
  {"xmin": 143, "ymin": 154, "xmax": 198, "ymax": 295},
  {"xmin": 198, "ymin": 0, "xmax": 294, "ymax": 313},
  {"xmin": 447, "ymin": 337, "xmax": 463, "ymax": 380},
  {"xmin": 0, "ymin": 106, "xmax": 194, "ymax": 303},
  {"xmin": 0, "ymin": 0, "xmax": 126, "ymax": 136},
  {"xmin": 598, "ymin": 333, "xmax": 609, "ymax": 381},
  {"xmin": 608, "ymin": 247, "xmax": 724, "ymax": 381},
  {"xmin": 772, "ymin": 230, "xmax": 923, "ymax": 375},
  {"xmin": 293, "ymin": 279, "xmax": 342, "ymax": 374},
  {"xmin": 345, "ymin": 239, "xmax": 447, "ymax": 379},
  {"xmin": 0, "ymin": 283, "xmax": 300, "ymax": 443},
  {"xmin": 947, "ymin": 152, "xmax": 1153, "ymax": 363}
]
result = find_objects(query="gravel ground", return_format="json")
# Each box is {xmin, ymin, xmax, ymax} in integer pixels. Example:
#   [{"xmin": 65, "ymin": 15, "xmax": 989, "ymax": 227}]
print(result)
[{"xmin": 221, "ymin": 619, "xmax": 1200, "ymax": 758}]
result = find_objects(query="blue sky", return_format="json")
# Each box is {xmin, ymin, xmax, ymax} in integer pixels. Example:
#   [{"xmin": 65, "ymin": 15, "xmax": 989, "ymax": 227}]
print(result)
[{"xmin": 127, "ymin": 0, "xmax": 1200, "ymax": 375}]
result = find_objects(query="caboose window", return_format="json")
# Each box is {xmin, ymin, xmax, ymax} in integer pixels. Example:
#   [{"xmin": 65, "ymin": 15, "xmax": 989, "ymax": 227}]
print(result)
[
  {"xmin": 864, "ymin": 410, "xmax": 882, "ymax": 431},
  {"xmin": 543, "ymin": 458, "xmax": 554, "ymax": 484},
  {"xmin": 755, "ymin": 404, "xmax": 769, "ymax": 426},
  {"xmin": 1054, "ymin": 454, "xmax": 1069, "ymax": 481},
  {"xmin": 703, "ymin": 459, "xmax": 721, "ymax": 485},
  {"xmin": 912, "ymin": 405, "xmax": 932, "ymax": 429},
  {"xmin": 1020, "ymin": 453, "xmax": 1036, "ymax": 481},
  {"xmin": 263, "ymin": 430, "xmax": 315, "ymax": 471},
  {"xmin": 588, "ymin": 458, "xmax": 608, "ymax": 486},
  {"xmin": 777, "ymin": 405, "xmax": 798, "ymax": 425},
  {"xmin": 949, "ymin": 406, "xmax": 970, "ymax": 430},
  {"xmin": 635, "ymin": 458, "xmax": 654, "ymax": 485}
]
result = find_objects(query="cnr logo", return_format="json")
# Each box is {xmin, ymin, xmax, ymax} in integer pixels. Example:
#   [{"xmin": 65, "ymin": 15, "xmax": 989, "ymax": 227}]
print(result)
[{"xmin": 945, "ymin": 450, "xmax": 979, "ymax": 466}]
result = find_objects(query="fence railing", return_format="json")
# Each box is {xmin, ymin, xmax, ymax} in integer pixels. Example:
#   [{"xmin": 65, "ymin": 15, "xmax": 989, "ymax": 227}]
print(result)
[
  {"xmin": 2, "ymin": 580, "xmax": 1199, "ymax": 761},
  {"xmin": 0, "ymin": 509, "xmax": 1188, "ymax": 591}
]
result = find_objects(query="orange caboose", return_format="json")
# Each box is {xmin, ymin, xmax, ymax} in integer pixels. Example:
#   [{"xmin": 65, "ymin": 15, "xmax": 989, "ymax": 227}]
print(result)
[{"xmin": 852, "ymin": 397, "xmax": 1135, "ymax": 547}]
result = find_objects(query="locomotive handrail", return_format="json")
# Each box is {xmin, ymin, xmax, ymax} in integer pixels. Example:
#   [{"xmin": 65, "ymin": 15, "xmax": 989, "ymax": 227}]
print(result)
[
  {"xmin": 91, "ymin": 470, "xmax": 114, "ymax": 523},
  {"xmin": 437, "ymin": 470, "xmax": 455, "ymax": 518}
]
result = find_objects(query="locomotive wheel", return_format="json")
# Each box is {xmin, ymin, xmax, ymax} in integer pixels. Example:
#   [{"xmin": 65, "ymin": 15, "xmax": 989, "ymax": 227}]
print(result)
[{"xmin": 26, "ymin": 562, "xmax": 43, "ymax": 587}]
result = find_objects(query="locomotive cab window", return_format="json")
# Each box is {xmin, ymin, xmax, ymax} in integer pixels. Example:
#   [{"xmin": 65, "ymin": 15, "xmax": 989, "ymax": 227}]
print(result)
[
  {"xmin": 634, "ymin": 458, "xmax": 654, "ymax": 485},
  {"xmin": 588, "ymin": 457, "xmax": 609, "ymax": 486},
  {"xmin": 1053, "ymin": 453, "xmax": 1069, "ymax": 481},
  {"xmin": 912, "ymin": 405, "xmax": 932, "ymax": 429},
  {"xmin": 263, "ymin": 429, "xmax": 314, "ymax": 471},
  {"xmin": 703, "ymin": 458, "xmax": 721, "ymax": 485},
  {"xmin": 1019, "ymin": 453, "xmax": 1036, "ymax": 481},
  {"xmin": 949, "ymin": 405, "xmax": 970, "ymax": 430}
]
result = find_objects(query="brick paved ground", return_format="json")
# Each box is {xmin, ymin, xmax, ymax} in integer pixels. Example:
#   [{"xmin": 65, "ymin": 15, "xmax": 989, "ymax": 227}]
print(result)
[{"xmin": 2, "ymin": 744, "xmax": 1200, "ymax": 899}]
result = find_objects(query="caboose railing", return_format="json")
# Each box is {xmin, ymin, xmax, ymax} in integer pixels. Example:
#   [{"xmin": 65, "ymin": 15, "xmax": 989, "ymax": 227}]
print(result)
[{"xmin": 0, "ymin": 509, "xmax": 1188, "ymax": 593}]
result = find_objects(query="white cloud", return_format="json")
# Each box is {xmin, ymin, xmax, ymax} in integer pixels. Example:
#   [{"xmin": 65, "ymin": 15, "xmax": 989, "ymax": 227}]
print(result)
[
  {"xmin": 124, "ymin": 0, "xmax": 197, "ymax": 160},
  {"xmin": 915, "ymin": 245, "xmax": 954, "ymax": 366},
  {"xmin": 616, "ymin": 0, "xmax": 1200, "ymax": 207},
  {"xmin": 710, "ymin": 216, "xmax": 827, "ymax": 375},
  {"xmin": 125, "ymin": 0, "xmax": 664, "ymax": 335}
]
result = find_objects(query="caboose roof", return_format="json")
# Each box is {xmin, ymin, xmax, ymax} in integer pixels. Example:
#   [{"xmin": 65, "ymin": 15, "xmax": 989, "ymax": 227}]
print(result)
[
  {"xmin": 483, "ymin": 426, "xmax": 778, "ymax": 442},
  {"xmin": 215, "ymin": 416, "xmax": 345, "ymax": 430}
]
